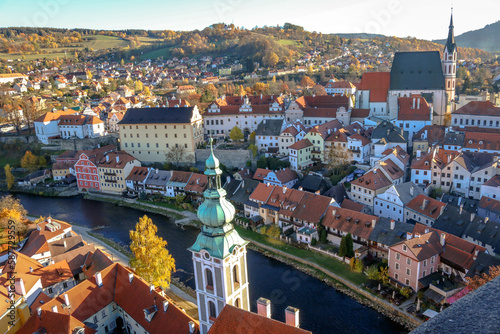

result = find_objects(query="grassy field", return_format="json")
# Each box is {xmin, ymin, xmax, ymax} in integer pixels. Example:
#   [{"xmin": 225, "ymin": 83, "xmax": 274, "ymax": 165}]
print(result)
[
  {"xmin": 139, "ymin": 46, "xmax": 174, "ymax": 60},
  {"xmin": 277, "ymin": 39, "xmax": 301, "ymax": 47},
  {"xmin": 0, "ymin": 52, "xmax": 74, "ymax": 61},
  {"xmin": 83, "ymin": 35, "xmax": 130, "ymax": 50},
  {"xmin": 235, "ymin": 225, "xmax": 368, "ymax": 286}
]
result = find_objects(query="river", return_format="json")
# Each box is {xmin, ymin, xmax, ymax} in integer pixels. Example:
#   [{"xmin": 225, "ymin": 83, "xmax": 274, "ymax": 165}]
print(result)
[{"xmin": 5, "ymin": 192, "xmax": 407, "ymax": 334}]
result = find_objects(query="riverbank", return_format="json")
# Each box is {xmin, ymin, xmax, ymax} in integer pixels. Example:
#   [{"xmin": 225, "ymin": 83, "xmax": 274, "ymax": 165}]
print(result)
[{"xmin": 1, "ymin": 185, "xmax": 80, "ymax": 197}]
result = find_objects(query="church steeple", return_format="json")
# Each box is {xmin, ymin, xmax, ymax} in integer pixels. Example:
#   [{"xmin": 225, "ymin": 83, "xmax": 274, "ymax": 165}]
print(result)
[
  {"xmin": 445, "ymin": 10, "xmax": 457, "ymax": 53},
  {"xmin": 189, "ymin": 139, "xmax": 250, "ymax": 334}
]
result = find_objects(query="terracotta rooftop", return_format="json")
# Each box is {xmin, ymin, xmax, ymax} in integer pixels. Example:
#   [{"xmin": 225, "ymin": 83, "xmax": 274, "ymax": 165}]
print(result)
[
  {"xmin": 405, "ymin": 194, "xmax": 446, "ymax": 220},
  {"xmin": 253, "ymin": 168, "xmax": 271, "ymax": 181},
  {"xmin": 208, "ymin": 304, "xmax": 311, "ymax": 334},
  {"xmin": 453, "ymin": 101, "xmax": 500, "ymax": 116},
  {"xmin": 289, "ymin": 138, "xmax": 313, "ymax": 150},
  {"xmin": 355, "ymin": 168, "xmax": 392, "ymax": 191}
]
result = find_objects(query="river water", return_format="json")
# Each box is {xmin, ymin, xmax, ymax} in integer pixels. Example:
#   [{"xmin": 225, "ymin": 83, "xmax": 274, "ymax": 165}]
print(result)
[{"xmin": 6, "ymin": 192, "xmax": 407, "ymax": 334}]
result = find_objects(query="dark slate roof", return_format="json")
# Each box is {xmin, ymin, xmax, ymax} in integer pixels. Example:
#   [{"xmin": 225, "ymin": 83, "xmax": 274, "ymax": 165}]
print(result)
[
  {"xmin": 323, "ymin": 184, "xmax": 348, "ymax": 205},
  {"xmin": 255, "ymin": 119, "xmax": 283, "ymax": 136},
  {"xmin": 410, "ymin": 276, "xmax": 500, "ymax": 334},
  {"xmin": 371, "ymin": 121, "xmax": 407, "ymax": 143},
  {"xmin": 294, "ymin": 174, "xmax": 329, "ymax": 194},
  {"xmin": 443, "ymin": 132, "xmax": 465, "ymax": 146},
  {"xmin": 433, "ymin": 204, "xmax": 475, "ymax": 237},
  {"xmin": 368, "ymin": 217, "xmax": 413, "ymax": 247},
  {"xmin": 118, "ymin": 107, "xmax": 195, "ymax": 125},
  {"xmin": 466, "ymin": 251, "xmax": 500, "ymax": 278},
  {"xmin": 462, "ymin": 217, "xmax": 500, "ymax": 253},
  {"xmin": 145, "ymin": 170, "xmax": 171, "ymax": 186},
  {"xmin": 390, "ymin": 51, "xmax": 445, "ymax": 91},
  {"xmin": 440, "ymin": 194, "xmax": 478, "ymax": 214},
  {"xmin": 445, "ymin": 14, "xmax": 457, "ymax": 53},
  {"xmin": 392, "ymin": 182, "xmax": 425, "ymax": 205},
  {"xmin": 225, "ymin": 179, "xmax": 260, "ymax": 206}
]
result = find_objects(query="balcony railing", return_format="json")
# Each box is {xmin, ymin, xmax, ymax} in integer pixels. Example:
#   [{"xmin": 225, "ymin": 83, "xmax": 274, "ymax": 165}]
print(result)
[{"xmin": 104, "ymin": 172, "xmax": 116, "ymax": 176}]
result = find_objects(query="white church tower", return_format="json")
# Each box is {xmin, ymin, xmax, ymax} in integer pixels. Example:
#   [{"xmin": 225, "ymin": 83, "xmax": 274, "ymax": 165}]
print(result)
[
  {"xmin": 188, "ymin": 140, "xmax": 250, "ymax": 334},
  {"xmin": 443, "ymin": 10, "xmax": 457, "ymax": 111}
]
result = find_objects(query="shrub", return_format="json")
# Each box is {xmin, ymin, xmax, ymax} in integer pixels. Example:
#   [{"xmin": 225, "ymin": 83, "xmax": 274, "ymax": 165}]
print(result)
[
  {"xmin": 367, "ymin": 264, "xmax": 380, "ymax": 281},
  {"xmin": 400, "ymin": 286, "xmax": 412, "ymax": 298}
]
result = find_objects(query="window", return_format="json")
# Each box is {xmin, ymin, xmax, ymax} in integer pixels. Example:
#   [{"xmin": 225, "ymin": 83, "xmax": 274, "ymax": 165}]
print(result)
[
  {"xmin": 233, "ymin": 265, "xmax": 240, "ymax": 288},
  {"xmin": 403, "ymin": 245, "xmax": 407, "ymax": 251},
  {"xmin": 395, "ymin": 273, "xmax": 399, "ymax": 280},
  {"xmin": 208, "ymin": 301, "xmax": 217, "ymax": 319},
  {"xmin": 406, "ymin": 268, "xmax": 411, "ymax": 275},
  {"xmin": 395, "ymin": 263, "xmax": 400, "ymax": 270},
  {"xmin": 406, "ymin": 258, "xmax": 411, "ymax": 265},
  {"xmin": 396, "ymin": 252, "xmax": 400, "ymax": 260},
  {"xmin": 48, "ymin": 288, "xmax": 53, "ymax": 294},
  {"xmin": 102, "ymin": 309, "xmax": 107, "ymax": 318},
  {"xmin": 63, "ymin": 282, "xmax": 68, "ymax": 288},
  {"xmin": 405, "ymin": 278, "xmax": 410, "ymax": 286},
  {"xmin": 205, "ymin": 268, "xmax": 214, "ymax": 290},
  {"xmin": 423, "ymin": 260, "xmax": 427, "ymax": 267}
]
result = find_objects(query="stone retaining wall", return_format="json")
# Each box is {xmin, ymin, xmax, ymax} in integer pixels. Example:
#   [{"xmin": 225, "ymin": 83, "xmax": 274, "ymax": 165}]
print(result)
[{"xmin": 195, "ymin": 148, "xmax": 253, "ymax": 168}]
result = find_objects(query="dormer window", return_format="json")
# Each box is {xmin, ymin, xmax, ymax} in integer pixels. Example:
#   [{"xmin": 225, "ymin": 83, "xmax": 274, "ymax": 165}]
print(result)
[{"xmin": 403, "ymin": 245, "xmax": 407, "ymax": 251}]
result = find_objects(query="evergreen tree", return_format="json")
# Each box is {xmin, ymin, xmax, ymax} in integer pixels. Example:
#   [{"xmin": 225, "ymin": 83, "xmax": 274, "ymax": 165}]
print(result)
[
  {"xmin": 345, "ymin": 233, "xmax": 354, "ymax": 258},
  {"xmin": 339, "ymin": 235, "xmax": 347, "ymax": 257}
]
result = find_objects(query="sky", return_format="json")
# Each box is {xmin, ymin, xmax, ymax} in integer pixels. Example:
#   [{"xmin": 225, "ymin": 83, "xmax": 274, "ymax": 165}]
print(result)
[{"xmin": 0, "ymin": 0, "xmax": 498, "ymax": 40}]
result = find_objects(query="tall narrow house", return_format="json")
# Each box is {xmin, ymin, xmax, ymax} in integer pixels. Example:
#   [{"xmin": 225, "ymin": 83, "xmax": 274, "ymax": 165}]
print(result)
[{"xmin": 188, "ymin": 140, "xmax": 250, "ymax": 334}]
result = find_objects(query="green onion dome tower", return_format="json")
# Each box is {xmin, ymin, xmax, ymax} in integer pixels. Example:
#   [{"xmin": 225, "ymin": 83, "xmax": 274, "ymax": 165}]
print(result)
[{"xmin": 188, "ymin": 139, "xmax": 250, "ymax": 334}]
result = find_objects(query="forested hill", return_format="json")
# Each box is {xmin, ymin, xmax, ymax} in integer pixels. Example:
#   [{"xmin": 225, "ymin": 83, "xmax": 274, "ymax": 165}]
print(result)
[
  {"xmin": 0, "ymin": 23, "xmax": 492, "ymax": 65},
  {"xmin": 434, "ymin": 21, "xmax": 500, "ymax": 53}
]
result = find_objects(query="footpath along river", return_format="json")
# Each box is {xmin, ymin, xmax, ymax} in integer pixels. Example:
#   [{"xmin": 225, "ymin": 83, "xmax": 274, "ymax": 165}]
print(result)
[{"xmin": 5, "ymin": 192, "xmax": 407, "ymax": 334}]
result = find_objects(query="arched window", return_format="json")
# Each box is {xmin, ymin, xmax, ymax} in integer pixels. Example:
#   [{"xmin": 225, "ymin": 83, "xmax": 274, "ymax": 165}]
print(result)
[
  {"xmin": 233, "ymin": 265, "xmax": 240, "ymax": 289},
  {"xmin": 205, "ymin": 268, "xmax": 214, "ymax": 290},
  {"xmin": 208, "ymin": 301, "xmax": 216, "ymax": 319},
  {"xmin": 235, "ymin": 298, "xmax": 241, "ymax": 308}
]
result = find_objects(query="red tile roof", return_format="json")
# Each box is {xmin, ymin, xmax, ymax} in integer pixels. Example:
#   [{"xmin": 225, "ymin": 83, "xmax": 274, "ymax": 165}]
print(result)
[
  {"xmin": 253, "ymin": 168, "xmax": 271, "ymax": 181},
  {"xmin": 322, "ymin": 207, "xmax": 378, "ymax": 240},
  {"xmin": 392, "ymin": 231, "xmax": 442, "ymax": 261},
  {"xmin": 17, "ymin": 310, "xmax": 96, "ymax": 334},
  {"xmin": 341, "ymin": 199, "xmax": 365, "ymax": 211},
  {"xmin": 354, "ymin": 169, "xmax": 392, "ymax": 191},
  {"xmin": 397, "ymin": 96, "xmax": 431, "ymax": 121},
  {"xmin": 208, "ymin": 305, "xmax": 311, "ymax": 334},
  {"xmin": 453, "ymin": 101, "xmax": 500, "ymax": 116},
  {"xmin": 405, "ymin": 194, "xmax": 446, "ymax": 220},
  {"xmin": 482, "ymin": 175, "xmax": 500, "ymax": 188},
  {"xmin": 97, "ymin": 151, "xmax": 137, "ymax": 169},
  {"xmin": 463, "ymin": 131, "xmax": 500, "ymax": 152},
  {"xmin": 289, "ymin": 138, "xmax": 313, "ymax": 150},
  {"xmin": 125, "ymin": 166, "xmax": 150, "ymax": 182},
  {"xmin": 185, "ymin": 173, "xmax": 208, "ymax": 193},
  {"xmin": 358, "ymin": 72, "xmax": 390, "ymax": 102}
]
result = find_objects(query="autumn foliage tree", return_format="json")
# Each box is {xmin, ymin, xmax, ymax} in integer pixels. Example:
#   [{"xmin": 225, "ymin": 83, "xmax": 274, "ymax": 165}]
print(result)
[
  {"xmin": 20, "ymin": 151, "xmax": 39, "ymax": 172},
  {"xmin": 466, "ymin": 265, "xmax": 500, "ymax": 291},
  {"xmin": 129, "ymin": 215, "xmax": 176, "ymax": 288},
  {"xmin": 263, "ymin": 51, "xmax": 279, "ymax": 67},
  {"xmin": 229, "ymin": 126, "xmax": 244, "ymax": 142},
  {"xmin": 300, "ymin": 76, "xmax": 315, "ymax": 88},
  {"xmin": 4, "ymin": 164, "xmax": 14, "ymax": 190},
  {"xmin": 0, "ymin": 195, "xmax": 27, "ymax": 229}
]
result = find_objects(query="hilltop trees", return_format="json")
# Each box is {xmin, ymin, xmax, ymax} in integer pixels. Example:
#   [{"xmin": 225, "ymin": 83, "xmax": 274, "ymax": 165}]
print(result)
[{"xmin": 129, "ymin": 215, "xmax": 176, "ymax": 288}]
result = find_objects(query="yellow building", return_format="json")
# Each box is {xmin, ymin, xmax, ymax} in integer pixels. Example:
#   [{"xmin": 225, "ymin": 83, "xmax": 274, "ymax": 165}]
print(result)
[
  {"xmin": 97, "ymin": 151, "xmax": 140, "ymax": 194},
  {"xmin": 118, "ymin": 106, "xmax": 203, "ymax": 164},
  {"xmin": 0, "ymin": 282, "xmax": 30, "ymax": 334}
]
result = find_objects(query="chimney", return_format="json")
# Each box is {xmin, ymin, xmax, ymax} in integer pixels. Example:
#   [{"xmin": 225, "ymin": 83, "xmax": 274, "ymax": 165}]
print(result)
[
  {"xmin": 37, "ymin": 307, "xmax": 42, "ymax": 317},
  {"xmin": 373, "ymin": 168, "xmax": 377, "ymax": 174},
  {"xmin": 63, "ymin": 240, "xmax": 67, "ymax": 248},
  {"xmin": 485, "ymin": 217, "xmax": 490, "ymax": 223},
  {"xmin": 150, "ymin": 284, "xmax": 154, "ymax": 293},
  {"xmin": 298, "ymin": 186, "xmax": 303, "ymax": 191},
  {"xmin": 285, "ymin": 306, "xmax": 300, "ymax": 328},
  {"xmin": 64, "ymin": 293, "xmax": 70, "ymax": 307},
  {"xmin": 410, "ymin": 186, "xmax": 414, "ymax": 197},
  {"xmin": 257, "ymin": 297, "xmax": 271, "ymax": 318},
  {"xmin": 474, "ymin": 249, "xmax": 480, "ymax": 260},
  {"xmin": 50, "ymin": 259, "xmax": 55, "ymax": 265},
  {"xmin": 128, "ymin": 272, "xmax": 134, "ymax": 283},
  {"xmin": 459, "ymin": 204, "xmax": 463, "ymax": 215},
  {"xmin": 156, "ymin": 168, "xmax": 159, "ymax": 174},
  {"xmin": 52, "ymin": 305, "xmax": 58, "ymax": 313},
  {"xmin": 15, "ymin": 278, "xmax": 26, "ymax": 296},
  {"xmin": 226, "ymin": 176, "xmax": 231, "ymax": 184},
  {"xmin": 95, "ymin": 272, "xmax": 103, "ymax": 287},
  {"xmin": 425, "ymin": 228, "xmax": 429, "ymax": 233},
  {"xmin": 440, "ymin": 233, "xmax": 446, "ymax": 247},
  {"xmin": 106, "ymin": 155, "xmax": 109, "ymax": 162},
  {"xmin": 29, "ymin": 267, "xmax": 33, "ymax": 273},
  {"xmin": 471, "ymin": 213, "xmax": 476, "ymax": 222},
  {"xmin": 416, "ymin": 150, "xmax": 421, "ymax": 158},
  {"xmin": 116, "ymin": 155, "xmax": 119, "ymax": 163},
  {"xmin": 48, "ymin": 217, "xmax": 52, "ymax": 224},
  {"xmin": 283, "ymin": 186, "xmax": 287, "ymax": 194},
  {"xmin": 413, "ymin": 98, "xmax": 416, "ymax": 109},
  {"xmin": 390, "ymin": 220, "xmax": 395, "ymax": 230},
  {"xmin": 421, "ymin": 199, "xmax": 428, "ymax": 210},
  {"xmin": 371, "ymin": 219, "xmax": 376, "ymax": 228},
  {"xmin": 189, "ymin": 321, "xmax": 196, "ymax": 334},
  {"xmin": 417, "ymin": 98, "xmax": 420, "ymax": 109},
  {"xmin": 315, "ymin": 190, "xmax": 320, "ymax": 195},
  {"xmin": 163, "ymin": 300, "xmax": 169, "ymax": 312},
  {"xmin": 406, "ymin": 232, "xmax": 413, "ymax": 240}
]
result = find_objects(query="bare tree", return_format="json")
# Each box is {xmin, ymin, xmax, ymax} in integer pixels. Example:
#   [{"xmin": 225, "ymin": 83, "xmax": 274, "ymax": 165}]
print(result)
[
  {"xmin": 165, "ymin": 146, "xmax": 186, "ymax": 165},
  {"xmin": 325, "ymin": 142, "xmax": 351, "ymax": 175}
]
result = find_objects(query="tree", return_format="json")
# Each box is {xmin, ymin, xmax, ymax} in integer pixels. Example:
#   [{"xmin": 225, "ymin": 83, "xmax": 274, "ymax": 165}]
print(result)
[
  {"xmin": 265, "ymin": 225, "xmax": 281, "ymax": 239},
  {"xmin": 400, "ymin": 286, "xmax": 412, "ymax": 298},
  {"xmin": 366, "ymin": 265, "xmax": 380, "ymax": 281},
  {"xmin": 249, "ymin": 131, "xmax": 256, "ymax": 145},
  {"xmin": 312, "ymin": 84, "xmax": 327, "ymax": 96},
  {"xmin": 20, "ymin": 151, "xmax": 39, "ymax": 172},
  {"xmin": 325, "ymin": 143, "xmax": 350, "ymax": 175},
  {"xmin": 354, "ymin": 258, "xmax": 364, "ymax": 273},
  {"xmin": 349, "ymin": 257, "xmax": 356, "ymax": 271},
  {"xmin": 0, "ymin": 195, "xmax": 27, "ymax": 229},
  {"xmin": 339, "ymin": 235, "xmax": 348, "ymax": 257},
  {"xmin": 229, "ymin": 126, "xmax": 244, "ymax": 142},
  {"xmin": 4, "ymin": 164, "xmax": 14, "ymax": 190},
  {"xmin": 466, "ymin": 265, "xmax": 500, "ymax": 291},
  {"xmin": 134, "ymin": 80, "xmax": 143, "ymax": 92},
  {"xmin": 165, "ymin": 146, "xmax": 186, "ymax": 165},
  {"xmin": 248, "ymin": 144, "xmax": 258, "ymax": 158},
  {"xmin": 300, "ymin": 76, "xmax": 315, "ymax": 88},
  {"xmin": 263, "ymin": 52, "xmax": 279, "ymax": 67},
  {"xmin": 379, "ymin": 266, "xmax": 389, "ymax": 284},
  {"xmin": 129, "ymin": 215, "xmax": 176, "ymax": 288},
  {"xmin": 345, "ymin": 233, "xmax": 354, "ymax": 258}
]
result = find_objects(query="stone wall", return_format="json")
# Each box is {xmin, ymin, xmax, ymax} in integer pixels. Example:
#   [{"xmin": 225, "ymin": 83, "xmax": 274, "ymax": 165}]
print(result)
[
  {"xmin": 44, "ymin": 134, "xmax": 119, "ymax": 151},
  {"xmin": 0, "ymin": 135, "xmax": 36, "ymax": 144},
  {"xmin": 195, "ymin": 148, "xmax": 253, "ymax": 168}
]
